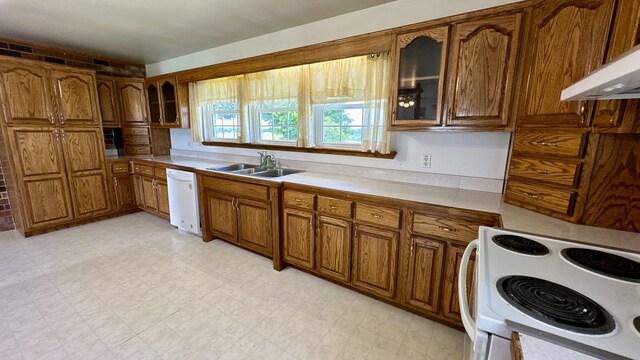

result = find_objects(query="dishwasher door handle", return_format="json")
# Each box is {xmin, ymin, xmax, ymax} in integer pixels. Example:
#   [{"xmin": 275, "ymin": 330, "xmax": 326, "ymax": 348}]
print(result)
[{"xmin": 458, "ymin": 239, "xmax": 478, "ymax": 340}]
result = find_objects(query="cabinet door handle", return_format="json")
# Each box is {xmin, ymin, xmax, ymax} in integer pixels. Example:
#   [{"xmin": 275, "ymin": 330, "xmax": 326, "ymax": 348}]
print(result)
[
  {"xmin": 531, "ymin": 141, "xmax": 558, "ymax": 147},
  {"xmin": 59, "ymin": 112, "xmax": 65, "ymax": 124},
  {"xmin": 294, "ymin": 198, "xmax": 303, "ymax": 203},
  {"xmin": 54, "ymin": 129, "xmax": 59, "ymax": 139},
  {"xmin": 523, "ymin": 192, "xmax": 545, "ymax": 200},
  {"xmin": 114, "ymin": 178, "xmax": 118, "ymax": 187},
  {"xmin": 48, "ymin": 112, "xmax": 54, "ymax": 123},
  {"xmin": 438, "ymin": 226, "xmax": 457, "ymax": 232},
  {"xmin": 329, "ymin": 205, "xmax": 338, "ymax": 211},
  {"xmin": 372, "ymin": 214, "xmax": 383, "ymax": 219},
  {"xmin": 60, "ymin": 129, "xmax": 65, "ymax": 139},
  {"xmin": 527, "ymin": 167, "xmax": 551, "ymax": 175},
  {"xmin": 579, "ymin": 102, "xmax": 587, "ymax": 124},
  {"xmin": 447, "ymin": 107, "xmax": 453, "ymax": 120}
]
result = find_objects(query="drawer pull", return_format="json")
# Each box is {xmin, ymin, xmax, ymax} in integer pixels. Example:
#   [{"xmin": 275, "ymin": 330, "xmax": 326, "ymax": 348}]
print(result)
[
  {"xmin": 329, "ymin": 205, "xmax": 338, "ymax": 210},
  {"xmin": 438, "ymin": 226, "xmax": 457, "ymax": 232},
  {"xmin": 531, "ymin": 141, "xmax": 558, "ymax": 147},
  {"xmin": 523, "ymin": 192, "xmax": 545, "ymax": 200},
  {"xmin": 372, "ymin": 214, "xmax": 384, "ymax": 219},
  {"xmin": 295, "ymin": 198, "xmax": 303, "ymax": 203},
  {"xmin": 527, "ymin": 167, "xmax": 551, "ymax": 175}
]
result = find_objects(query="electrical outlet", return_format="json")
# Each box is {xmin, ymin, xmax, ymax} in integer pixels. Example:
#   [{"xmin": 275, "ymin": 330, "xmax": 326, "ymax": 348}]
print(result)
[{"xmin": 423, "ymin": 154, "xmax": 432, "ymax": 168}]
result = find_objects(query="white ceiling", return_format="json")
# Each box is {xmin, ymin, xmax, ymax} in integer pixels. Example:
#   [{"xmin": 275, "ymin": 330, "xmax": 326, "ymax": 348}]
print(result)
[{"xmin": 0, "ymin": 0, "xmax": 395, "ymax": 64}]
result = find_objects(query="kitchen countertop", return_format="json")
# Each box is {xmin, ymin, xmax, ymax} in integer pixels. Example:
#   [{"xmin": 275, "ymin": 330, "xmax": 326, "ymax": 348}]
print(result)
[{"xmin": 108, "ymin": 155, "xmax": 640, "ymax": 254}]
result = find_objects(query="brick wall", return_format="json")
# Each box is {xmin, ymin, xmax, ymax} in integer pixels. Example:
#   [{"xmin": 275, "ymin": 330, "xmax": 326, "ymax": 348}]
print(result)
[
  {"xmin": 0, "ymin": 37, "xmax": 145, "ymax": 77},
  {"xmin": 0, "ymin": 160, "xmax": 13, "ymax": 231}
]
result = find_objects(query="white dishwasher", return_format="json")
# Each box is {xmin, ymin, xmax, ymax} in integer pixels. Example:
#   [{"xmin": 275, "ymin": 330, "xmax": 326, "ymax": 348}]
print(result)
[{"xmin": 166, "ymin": 169, "xmax": 201, "ymax": 236}]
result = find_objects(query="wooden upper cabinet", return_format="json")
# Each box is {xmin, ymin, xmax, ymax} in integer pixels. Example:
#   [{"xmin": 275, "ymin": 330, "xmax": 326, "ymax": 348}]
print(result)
[
  {"xmin": 517, "ymin": 0, "xmax": 615, "ymax": 128},
  {"xmin": 0, "ymin": 63, "xmax": 56, "ymax": 126},
  {"xmin": 59, "ymin": 127, "xmax": 110, "ymax": 218},
  {"xmin": 146, "ymin": 82, "xmax": 162, "ymax": 126},
  {"xmin": 146, "ymin": 76, "xmax": 187, "ymax": 128},
  {"xmin": 351, "ymin": 224, "xmax": 399, "ymax": 299},
  {"xmin": 117, "ymin": 79, "xmax": 148, "ymax": 126},
  {"xmin": 158, "ymin": 77, "xmax": 179, "ymax": 127},
  {"xmin": 445, "ymin": 13, "xmax": 523, "ymax": 128},
  {"xmin": 96, "ymin": 77, "xmax": 120, "ymax": 127},
  {"xmin": 51, "ymin": 70, "xmax": 100, "ymax": 126},
  {"xmin": 390, "ymin": 26, "xmax": 449, "ymax": 129},
  {"xmin": 6, "ymin": 127, "xmax": 74, "ymax": 228}
]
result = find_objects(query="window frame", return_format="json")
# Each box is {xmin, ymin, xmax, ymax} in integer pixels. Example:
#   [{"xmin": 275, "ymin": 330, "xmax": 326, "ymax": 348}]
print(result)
[
  {"xmin": 313, "ymin": 102, "xmax": 367, "ymax": 150},
  {"xmin": 251, "ymin": 100, "xmax": 299, "ymax": 146},
  {"xmin": 202, "ymin": 102, "xmax": 241, "ymax": 142}
]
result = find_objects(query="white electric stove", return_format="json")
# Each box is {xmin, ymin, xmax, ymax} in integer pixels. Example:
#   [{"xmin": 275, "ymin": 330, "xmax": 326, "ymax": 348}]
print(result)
[{"xmin": 459, "ymin": 227, "xmax": 640, "ymax": 360}]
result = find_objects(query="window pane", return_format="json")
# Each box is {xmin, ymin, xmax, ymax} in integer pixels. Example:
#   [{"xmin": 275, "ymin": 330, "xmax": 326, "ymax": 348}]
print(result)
[
  {"xmin": 342, "ymin": 126, "xmax": 362, "ymax": 143},
  {"xmin": 322, "ymin": 126, "xmax": 341, "ymax": 143},
  {"xmin": 258, "ymin": 110, "xmax": 298, "ymax": 142}
]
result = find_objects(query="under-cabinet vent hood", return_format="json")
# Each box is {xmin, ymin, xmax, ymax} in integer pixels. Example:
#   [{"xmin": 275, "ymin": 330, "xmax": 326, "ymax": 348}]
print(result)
[{"xmin": 561, "ymin": 44, "xmax": 640, "ymax": 101}]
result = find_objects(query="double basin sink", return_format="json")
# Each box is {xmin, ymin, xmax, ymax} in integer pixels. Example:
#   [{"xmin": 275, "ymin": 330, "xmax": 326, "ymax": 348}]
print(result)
[{"xmin": 207, "ymin": 163, "xmax": 303, "ymax": 178}]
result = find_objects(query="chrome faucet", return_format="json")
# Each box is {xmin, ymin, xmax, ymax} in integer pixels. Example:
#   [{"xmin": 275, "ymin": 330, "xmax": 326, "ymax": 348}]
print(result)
[{"xmin": 258, "ymin": 151, "xmax": 277, "ymax": 169}]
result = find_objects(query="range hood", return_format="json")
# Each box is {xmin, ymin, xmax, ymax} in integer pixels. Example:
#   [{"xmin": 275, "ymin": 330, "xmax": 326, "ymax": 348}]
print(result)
[{"xmin": 561, "ymin": 44, "xmax": 640, "ymax": 101}]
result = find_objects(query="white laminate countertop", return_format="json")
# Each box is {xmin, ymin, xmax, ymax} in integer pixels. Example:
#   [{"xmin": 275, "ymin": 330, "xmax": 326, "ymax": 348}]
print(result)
[{"xmin": 109, "ymin": 155, "xmax": 640, "ymax": 254}]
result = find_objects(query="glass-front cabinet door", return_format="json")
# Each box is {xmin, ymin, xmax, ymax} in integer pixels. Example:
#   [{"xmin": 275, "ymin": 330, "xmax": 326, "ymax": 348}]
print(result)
[
  {"xmin": 390, "ymin": 26, "xmax": 449, "ymax": 130},
  {"xmin": 159, "ymin": 78, "xmax": 179, "ymax": 127},
  {"xmin": 146, "ymin": 82, "xmax": 162, "ymax": 126}
]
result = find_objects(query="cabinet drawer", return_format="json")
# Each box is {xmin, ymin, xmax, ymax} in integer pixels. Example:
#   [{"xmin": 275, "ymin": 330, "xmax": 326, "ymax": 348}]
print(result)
[
  {"xmin": 154, "ymin": 167, "xmax": 167, "ymax": 180},
  {"xmin": 411, "ymin": 213, "xmax": 480, "ymax": 242},
  {"xmin": 506, "ymin": 179, "xmax": 576, "ymax": 215},
  {"xmin": 123, "ymin": 127, "xmax": 150, "ymax": 136},
  {"xmin": 355, "ymin": 203, "xmax": 401, "ymax": 229},
  {"xmin": 125, "ymin": 145, "xmax": 152, "ymax": 156},
  {"xmin": 111, "ymin": 162, "xmax": 130, "ymax": 174},
  {"xmin": 283, "ymin": 190, "xmax": 315, "ymax": 210},
  {"xmin": 124, "ymin": 136, "xmax": 151, "ymax": 146},
  {"xmin": 513, "ymin": 132, "xmax": 587, "ymax": 157},
  {"xmin": 509, "ymin": 157, "xmax": 581, "ymax": 187},
  {"xmin": 203, "ymin": 176, "xmax": 269, "ymax": 201},
  {"xmin": 317, "ymin": 196, "xmax": 352, "ymax": 218},
  {"xmin": 133, "ymin": 164, "xmax": 154, "ymax": 176}
]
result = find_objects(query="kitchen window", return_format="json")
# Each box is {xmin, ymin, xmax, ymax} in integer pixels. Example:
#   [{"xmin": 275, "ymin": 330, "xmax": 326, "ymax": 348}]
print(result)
[{"xmin": 189, "ymin": 54, "xmax": 392, "ymax": 154}]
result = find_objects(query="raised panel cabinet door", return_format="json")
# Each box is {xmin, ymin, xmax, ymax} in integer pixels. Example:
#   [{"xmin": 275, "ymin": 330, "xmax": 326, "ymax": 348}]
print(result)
[
  {"xmin": 60, "ymin": 128, "xmax": 110, "ymax": 218},
  {"xmin": 6, "ymin": 127, "xmax": 74, "ymax": 228},
  {"xmin": 132, "ymin": 174, "xmax": 144, "ymax": 208},
  {"xmin": 518, "ymin": 0, "xmax": 615, "ymax": 128},
  {"xmin": 351, "ymin": 225, "xmax": 399, "ymax": 299},
  {"xmin": 390, "ymin": 26, "xmax": 449, "ymax": 129},
  {"xmin": 316, "ymin": 216, "xmax": 351, "ymax": 282},
  {"xmin": 0, "ymin": 62, "xmax": 56, "ymax": 125},
  {"xmin": 51, "ymin": 70, "xmax": 100, "ymax": 126},
  {"xmin": 96, "ymin": 78, "xmax": 120, "ymax": 127},
  {"xmin": 237, "ymin": 198, "xmax": 272, "ymax": 255},
  {"xmin": 442, "ymin": 242, "xmax": 475, "ymax": 323},
  {"xmin": 206, "ymin": 190, "xmax": 237, "ymax": 242},
  {"xmin": 156, "ymin": 179, "xmax": 170, "ymax": 219},
  {"xmin": 283, "ymin": 208, "xmax": 315, "ymax": 270},
  {"xmin": 141, "ymin": 176, "xmax": 158, "ymax": 213},
  {"xmin": 117, "ymin": 80, "xmax": 148, "ymax": 125},
  {"xmin": 402, "ymin": 237, "xmax": 445, "ymax": 313},
  {"xmin": 113, "ymin": 174, "xmax": 136, "ymax": 211},
  {"xmin": 445, "ymin": 13, "xmax": 522, "ymax": 127}
]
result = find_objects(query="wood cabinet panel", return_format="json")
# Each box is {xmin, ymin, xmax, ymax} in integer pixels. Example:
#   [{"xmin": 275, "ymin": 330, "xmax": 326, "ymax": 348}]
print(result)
[
  {"xmin": 202, "ymin": 177, "xmax": 269, "ymax": 201},
  {"xmin": 111, "ymin": 162, "xmax": 129, "ymax": 174},
  {"xmin": 206, "ymin": 190, "xmax": 237, "ymax": 242},
  {"xmin": 517, "ymin": 0, "xmax": 615, "ymax": 127},
  {"xmin": 23, "ymin": 177, "xmax": 74, "ymax": 227},
  {"xmin": 117, "ymin": 80, "xmax": 148, "ymax": 126},
  {"xmin": 60, "ymin": 128, "xmax": 103, "ymax": 173},
  {"xmin": 352, "ymin": 225, "xmax": 399, "ymax": 299},
  {"xmin": 316, "ymin": 216, "xmax": 351, "ymax": 282},
  {"xmin": 445, "ymin": 13, "xmax": 522, "ymax": 127},
  {"xmin": 283, "ymin": 190, "xmax": 315, "ymax": 210},
  {"xmin": 124, "ymin": 136, "xmax": 151, "ymax": 146},
  {"xmin": 132, "ymin": 174, "xmax": 144, "ymax": 208},
  {"xmin": 123, "ymin": 126, "xmax": 150, "ymax": 136},
  {"xmin": 237, "ymin": 198, "xmax": 271, "ymax": 254},
  {"xmin": 156, "ymin": 179, "xmax": 170, "ymax": 219},
  {"xmin": 69, "ymin": 173, "xmax": 109, "ymax": 217},
  {"xmin": 402, "ymin": 236, "xmax": 445, "ymax": 313},
  {"xmin": 141, "ymin": 176, "xmax": 158, "ymax": 212},
  {"xmin": 512, "ymin": 132, "xmax": 587, "ymax": 157},
  {"xmin": 283, "ymin": 208, "xmax": 315, "ymax": 269},
  {"xmin": 113, "ymin": 174, "xmax": 136, "ymax": 211},
  {"xmin": 51, "ymin": 70, "xmax": 99, "ymax": 126},
  {"xmin": 124, "ymin": 145, "xmax": 152, "ymax": 156},
  {"xmin": 355, "ymin": 203, "xmax": 401, "ymax": 229},
  {"xmin": 0, "ymin": 62, "xmax": 55, "ymax": 125},
  {"xmin": 442, "ymin": 243, "xmax": 475, "ymax": 323},
  {"xmin": 506, "ymin": 178, "xmax": 576, "ymax": 215},
  {"xmin": 96, "ymin": 78, "xmax": 119, "ymax": 127},
  {"xmin": 158, "ymin": 77, "xmax": 180, "ymax": 127},
  {"xmin": 509, "ymin": 157, "xmax": 581, "ymax": 187},
  {"xmin": 7, "ymin": 127, "xmax": 64, "ymax": 177},
  {"xmin": 317, "ymin": 196, "xmax": 352, "ymax": 218}
]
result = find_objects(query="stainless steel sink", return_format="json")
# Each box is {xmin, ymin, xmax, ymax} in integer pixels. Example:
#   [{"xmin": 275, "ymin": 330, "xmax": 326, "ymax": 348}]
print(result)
[
  {"xmin": 207, "ymin": 163, "xmax": 261, "ymax": 172},
  {"xmin": 232, "ymin": 168, "xmax": 267, "ymax": 175},
  {"xmin": 251, "ymin": 168, "xmax": 303, "ymax": 177}
]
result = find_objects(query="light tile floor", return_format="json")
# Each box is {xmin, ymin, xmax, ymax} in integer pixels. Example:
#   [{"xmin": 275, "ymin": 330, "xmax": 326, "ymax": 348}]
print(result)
[{"xmin": 0, "ymin": 212, "xmax": 464, "ymax": 360}]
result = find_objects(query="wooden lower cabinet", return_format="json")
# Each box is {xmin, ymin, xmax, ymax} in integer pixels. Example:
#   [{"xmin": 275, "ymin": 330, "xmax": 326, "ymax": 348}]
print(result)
[
  {"xmin": 132, "ymin": 174, "xmax": 144, "ymax": 208},
  {"xmin": 401, "ymin": 236, "xmax": 445, "ymax": 313},
  {"xmin": 316, "ymin": 216, "xmax": 351, "ymax": 282},
  {"xmin": 130, "ymin": 162, "xmax": 170, "ymax": 220},
  {"xmin": 351, "ymin": 224, "xmax": 399, "ymax": 300},
  {"xmin": 283, "ymin": 208, "xmax": 315, "ymax": 270},
  {"xmin": 141, "ymin": 176, "xmax": 158, "ymax": 212},
  {"xmin": 237, "ymin": 198, "xmax": 271, "ymax": 254},
  {"xmin": 206, "ymin": 190, "xmax": 238, "ymax": 241},
  {"xmin": 156, "ymin": 179, "xmax": 169, "ymax": 219},
  {"xmin": 442, "ymin": 242, "xmax": 475, "ymax": 324},
  {"xmin": 112, "ymin": 174, "xmax": 136, "ymax": 211}
]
